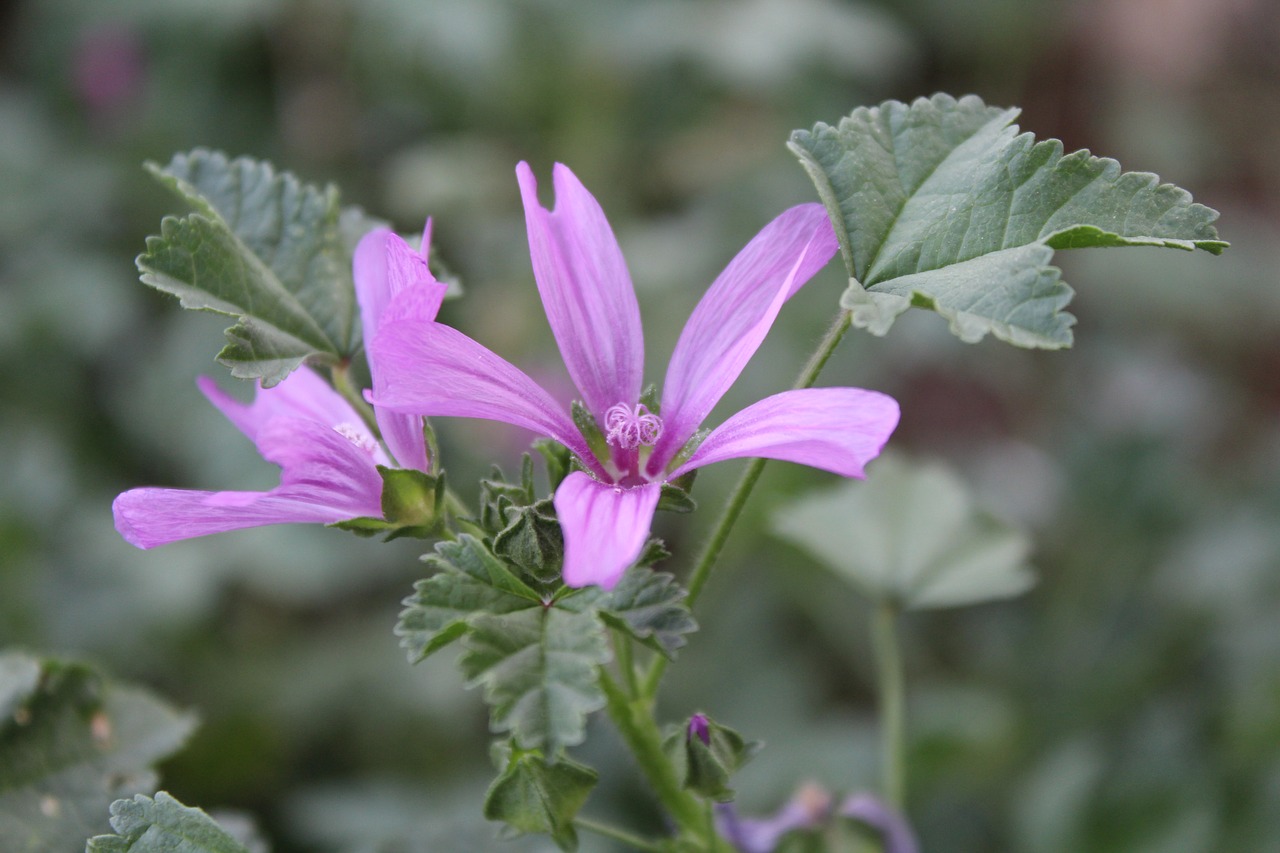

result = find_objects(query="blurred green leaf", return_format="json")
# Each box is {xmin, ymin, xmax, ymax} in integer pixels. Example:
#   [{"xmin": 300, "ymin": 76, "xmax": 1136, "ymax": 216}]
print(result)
[
  {"xmin": 789, "ymin": 93, "xmax": 1227, "ymax": 348},
  {"xmin": 86, "ymin": 792, "xmax": 251, "ymax": 853},
  {"xmin": 773, "ymin": 454, "xmax": 1035, "ymax": 609},
  {"xmin": 597, "ymin": 568, "xmax": 697, "ymax": 659},
  {"xmin": 137, "ymin": 150, "xmax": 366, "ymax": 385},
  {"xmin": 483, "ymin": 746, "xmax": 597, "ymax": 851},
  {"xmin": 396, "ymin": 535, "xmax": 541, "ymax": 663},
  {"xmin": 0, "ymin": 654, "xmax": 196, "ymax": 853},
  {"xmin": 460, "ymin": 603, "xmax": 609, "ymax": 755}
]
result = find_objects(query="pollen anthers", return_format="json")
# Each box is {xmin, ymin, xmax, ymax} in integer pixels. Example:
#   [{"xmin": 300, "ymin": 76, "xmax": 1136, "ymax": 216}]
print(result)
[
  {"xmin": 604, "ymin": 402, "xmax": 662, "ymax": 450},
  {"xmin": 333, "ymin": 422, "xmax": 380, "ymax": 457}
]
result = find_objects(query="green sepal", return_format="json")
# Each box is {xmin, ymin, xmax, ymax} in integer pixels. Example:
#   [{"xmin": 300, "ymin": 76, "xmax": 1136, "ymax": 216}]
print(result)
[
  {"xmin": 656, "ymin": 471, "xmax": 698, "ymax": 514},
  {"xmin": 668, "ymin": 430, "xmax": 710, "ymax": 474},
  {"xmin": 570, "ymin": 402, "xmax": 610, "ymax": 464},
  {"xmin": 639, "ymin": 383, "xmax": 661, "ymax": 414},
  {"xmin": 493, "ymin": 498, "xmax": 565, "ymax": 584},
  {"xmin": 331, "ymin": 466, "xmax": 445, "ymax": 540},
  {"xmin": 395, "ymin": 535, "xmax": 542, "ymax": 663},
  {"xmin": 86, "ymin": 792, "xmax": 251, "ymax": 853},
  {"xmin": 597, "ymin": 566, "xmax": 697, "ymax": 659},
  {"xmin": 483, "ymin": 743, "xmax": 597, "ymax": 852},
  {"xmin": 477, "ymin": 464, "xmax": 535, "ymax": 535},
  {"xmin": 533, "ymin": 440, "xmax": 574, "ymax": 492},
  {"xmin": 664, "ymin": 714, "xmax": 762, "ymax": 803}
]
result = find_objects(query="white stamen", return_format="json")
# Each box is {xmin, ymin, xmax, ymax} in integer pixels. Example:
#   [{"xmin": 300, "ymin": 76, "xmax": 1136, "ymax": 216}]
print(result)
[
  {"xmin": 604, "ymin": 403, "xmax": 663, "ymax": 450},
  {"xmin": 333, "ymin": 422, "xmax": 380, "ymax": 457}
]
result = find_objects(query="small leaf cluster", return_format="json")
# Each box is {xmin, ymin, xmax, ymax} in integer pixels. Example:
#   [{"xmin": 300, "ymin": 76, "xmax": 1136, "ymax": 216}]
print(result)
[{"xmin": 395, "ymin": 456, "xmax": 697, "ymax": 848}]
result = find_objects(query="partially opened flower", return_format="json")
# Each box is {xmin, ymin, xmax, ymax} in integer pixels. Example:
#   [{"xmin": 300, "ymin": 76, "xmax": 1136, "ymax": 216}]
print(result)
[
  {"xmin": 113, "ymin": 226, "xmax": 444, "ymax": 548},
  {"xmin": 370, "ymin": 162, "xmax": 899, "ymax": 588}
]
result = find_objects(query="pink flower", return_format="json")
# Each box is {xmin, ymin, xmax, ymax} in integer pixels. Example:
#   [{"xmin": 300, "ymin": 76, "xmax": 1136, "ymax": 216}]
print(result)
[
  {"xmin": 113, "ymin": 226, "xmax": 444, "ymax": 548},
  {"xmin": 370, "ymin": 162, "xmax": 899, "ymax": 589}
]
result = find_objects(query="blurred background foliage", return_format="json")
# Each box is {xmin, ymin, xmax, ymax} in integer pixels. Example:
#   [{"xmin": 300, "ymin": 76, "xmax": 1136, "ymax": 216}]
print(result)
[{"xmin": 1, "ymin": 0, "xmax": 1278, "ymax": 850}]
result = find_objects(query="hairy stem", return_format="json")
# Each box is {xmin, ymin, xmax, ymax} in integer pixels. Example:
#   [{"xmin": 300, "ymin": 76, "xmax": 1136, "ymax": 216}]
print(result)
[
  {"xmin": 642, "ymin": 310, "xmax": 854, "ymax": 698},
  {"xmin": 598, "ymin": 670, "xmax": 705, "ymax": 839},
  {"xmin": 872, "ymin": 601, "xmax": 906, "ymax": 809}
]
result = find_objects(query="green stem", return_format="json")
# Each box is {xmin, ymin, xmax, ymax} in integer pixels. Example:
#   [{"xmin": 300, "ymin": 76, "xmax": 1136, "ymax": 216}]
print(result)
[
  {"xmin": 614, "ymin": 629, "xmax": 641, "ymax": 699},
  {"xmin": 329, "ymin": 361, "xmax": 380, "ymax": 435},
  {"xmin": 642, "ymin": 310, "xmax": 854, "ymax": 698},
  {"xmin": 574, "ymin": 816, "xmax": 666, "ymax": 852},
  {"xmin": 598, "ymin": 669, "xmax": 705, "ymax": 838},
  {"xmin": 872, "ymin": 601, "xmax": 906, "ymax": 809}
]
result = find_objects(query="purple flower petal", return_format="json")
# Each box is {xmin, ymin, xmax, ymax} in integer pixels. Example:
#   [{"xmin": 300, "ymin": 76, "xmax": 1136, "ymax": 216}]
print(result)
[
  {"xmin": 714, "ymin": 785, "xmax": 832, "ymax": 853},
  {"xmin": 113, "ymin": 417, "xmax": 385, "ymax": 549},
  {"xmin": 518, "ymin": 162, "xmax": 644, "ymax": 420},
  {"xmin": 199, "ymin": 368, "xmax": 390, "ymax": 467},
  {"xmin": 651, "ymin": 204, "xmax": 838, "ymax": 472},
  {"xmin": 671, "ymin": 388, "xmax": 900, "ymax": 479},
  {"xmin": 553, "ymin": 472, "xmax": 661, "ymax": 589},
  {"xmin": 369, "ymin": 317, "xmax": 603, "ymax": 476},
  {"xmin": 839, "ymin": 794, "xmax": 920, "ymax": 853},
  {"xmin": 355, "ymin": 225, "xmax": 445, "ymax": 473}
]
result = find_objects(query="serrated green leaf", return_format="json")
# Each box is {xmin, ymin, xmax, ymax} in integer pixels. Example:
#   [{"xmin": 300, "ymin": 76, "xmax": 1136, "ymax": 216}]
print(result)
[
  {"xmin": 789, "ymin": 93, "xmax": 1227, "ymax": 348},
  {"xmin": 483, "ymin": 747, "xmax": 597, "ymax": 852},
  {"xmin": 86, "ymin": 792, "xmax": 251, "ymax": 853},
  {"xmin": 137, "ymin": 149, "xmax": 364, "ymax": 385},
  {"xmin": 0, "ymin": 655, "xmax": 196, "ymax": 853},
  {"xmin": 460, "ymin": 607, "xmax": 610, "ymax": 754},
  {"xmin": 597, "ymin": 568, "xmax": 697, "ymax": 659},
  {"xmin": 772, "ymin": 454, "xmax": 1035, "ymax": 609},
  {"xmin": 396, "ymin": 536, "xmax": 542, "ymax": 663}
]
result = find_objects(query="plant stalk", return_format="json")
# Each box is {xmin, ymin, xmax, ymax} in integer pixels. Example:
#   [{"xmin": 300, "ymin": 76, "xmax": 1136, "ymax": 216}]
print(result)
[
  {"xmin": 598, "ymin": 670, "xmax": 705, "ymax": 839},
  {"xmin": 872, "ymin": 600, "xmax": 906, "ymax": 809},
  {"xmin": 642, "ymin": 310, "xmax": 854, "ymax": 698},
  {"xmin": 574, "ymin": 816, "xmax": 666, "ymax": 852}
]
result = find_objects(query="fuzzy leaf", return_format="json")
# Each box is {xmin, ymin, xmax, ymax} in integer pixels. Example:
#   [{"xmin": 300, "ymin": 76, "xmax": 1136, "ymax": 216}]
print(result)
[
  {"xmin": 396, "ymin": 535, "xmax": 542, "ymax": 663},
  {"xmin": 0, "ymin": 655, "xmax": 196, "ymax": 853},
  {"xmin": 789, "ymin": 93, "xmax": 1227, "ymax": 348},
  {"xmin": 597, "ymin": 568, "xmax": 697, "ymax": 659},
  {"xmin": 85, "ymin": 792, "xmax": 251, "ymax": 853},
  {"xmin": 483, "ymin": 747, "xmax": 597, "ymax": 851},
  {"xmin": 460, "ymin": 606, "xmax": 610, "ymax": 755},
  {"xmin": 137, "ymin": 149, "xmax": 366, "ymax": 385},
  {"xmin": 773, "ymin": 454, "xmax": 1035, "ymax": 609}
]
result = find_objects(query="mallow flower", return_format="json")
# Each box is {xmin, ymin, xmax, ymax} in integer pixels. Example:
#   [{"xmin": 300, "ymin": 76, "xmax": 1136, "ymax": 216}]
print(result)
[
  {"xmin": 369, "ymin": 162, "xmax": 899, "ymax": 588},
  {"xmin": 113, "ymin": 224, "xmax": 444, "ymax": 548}
]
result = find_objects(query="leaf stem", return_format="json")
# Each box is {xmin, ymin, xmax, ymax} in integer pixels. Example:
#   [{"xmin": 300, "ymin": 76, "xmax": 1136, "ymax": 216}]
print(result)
[
  {"xmin": 598, "ymin": 669, "xmax": 705, "ymax": 839},
  {"xmin": 642, "ymin": 310, "xmax": 854, "ymax": 698},
  {"xmin": 574, "ymin": 816, "xmax": 667, "ymax": 852},
  {"xmin": 872, "ymin": 600, "xmax": 906, "ymax": 809}
]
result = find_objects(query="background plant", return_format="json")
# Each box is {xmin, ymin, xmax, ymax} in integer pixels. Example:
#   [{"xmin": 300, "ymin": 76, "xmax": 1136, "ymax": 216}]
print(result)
[{"xmin": 1, "ymin": 1, "xmax": 1276, "ymax": 851}]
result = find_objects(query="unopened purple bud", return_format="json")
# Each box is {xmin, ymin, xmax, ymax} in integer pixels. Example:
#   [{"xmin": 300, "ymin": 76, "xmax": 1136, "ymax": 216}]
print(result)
[{"xmin": 688, "ymin": 713, "xmax": 711, "ymax": 745}]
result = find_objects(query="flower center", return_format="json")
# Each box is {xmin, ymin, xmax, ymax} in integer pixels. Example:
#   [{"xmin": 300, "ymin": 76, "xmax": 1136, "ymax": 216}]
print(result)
[
  {"xmin": 333, "ymin": 422, "xmax": 380, "ymax": 457},
  {"xmin": 604, "ymin": 402, "xmax": 662, "ymax": 450}
]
